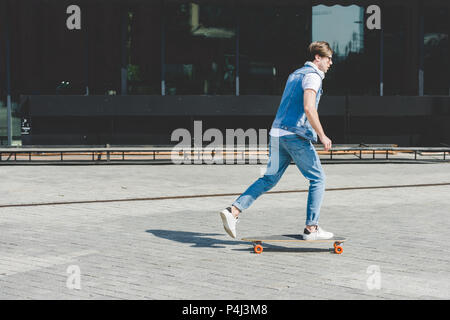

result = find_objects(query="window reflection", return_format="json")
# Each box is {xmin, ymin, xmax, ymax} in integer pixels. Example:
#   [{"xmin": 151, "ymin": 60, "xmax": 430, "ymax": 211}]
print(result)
[
  {"xmin": 127, "ymin": 3, "xmax": 162, "ymax": 95},
  {"xmin": 424, "ymin": 5, "xmax": 449, "ymax": 95},
  {"xmin": 312, "ymin": 4, "xmax": 378, "ymax": 95},
  {"xmin": 3, "ymin": 0, "xmax": 448, "ymax": 100},
  {"xmin": 313, "ymin": 5, "xmax": 364, "ymax": 57},
  {"xmin": 165, "ymin": 3, "xmax": 235, "ymax": 95},
  {"xmin": 382, "ymin": 5, "xmax": 411, "ymax": 95},
  {"xmin": 239, "ymin": 5, "xmax": 310, "ymax": 95}
]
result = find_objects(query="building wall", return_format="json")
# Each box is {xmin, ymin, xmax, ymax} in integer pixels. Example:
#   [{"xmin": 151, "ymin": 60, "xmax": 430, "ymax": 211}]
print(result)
[{"xmin": 1, "ymin": 0, "xmax": 449, "ymax": 146}]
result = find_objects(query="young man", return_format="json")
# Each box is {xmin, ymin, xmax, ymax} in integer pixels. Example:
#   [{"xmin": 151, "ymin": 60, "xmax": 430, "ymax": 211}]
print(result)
[{"xmin": 220, "ymin": 41, "xmax": 334, "ymax": 240}]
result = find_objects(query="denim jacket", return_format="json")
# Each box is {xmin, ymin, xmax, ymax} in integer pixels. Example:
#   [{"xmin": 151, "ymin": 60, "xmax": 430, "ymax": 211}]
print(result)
[{"xmin": 271, "ymin": 65, "xmax": 323, "ymax": 142}]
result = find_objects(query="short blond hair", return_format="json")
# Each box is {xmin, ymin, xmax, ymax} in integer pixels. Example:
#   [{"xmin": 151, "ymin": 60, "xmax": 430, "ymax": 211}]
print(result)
[{"xmin": 307, "ymin": 41, "xmax": 333, "ymax": 61}]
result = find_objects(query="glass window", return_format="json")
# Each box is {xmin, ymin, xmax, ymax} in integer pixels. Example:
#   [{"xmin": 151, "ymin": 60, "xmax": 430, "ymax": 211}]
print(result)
[
  {"xmin": 9, "ymin": 1, "xmax": 123, "ymax": 96},
  {"xmin": 312, "ymin": 4, "xmax": 379, "ymax": 95},
  {"xmin": 424, "ymin": 5, "xmax": 449, "ymax": 95},
  {"xmin": 382, "ymin": 5, "xmax": 412, "ymax": 96},
  {"xmin": 239, "ymin": 4, "xmax": 310, "ymax": 95},
  {"xmin": 164, "ymin": 2, "xmax": 236, "ymax": 95},
  {"xmin": 126, "ymin": 2, "xmax": 162, "ymax": 95},
  {"xmin": 0, "ymin": 0, "xmax": 6, "ymax": 145},
  {"xmin": 86, "ymin": 3, "xmax": 122, "ymax": 95},
  {"xmin": 3, "ymin": 0, "xmax": 49, "ymax": 145},
  {"xmin": 0, "ymin": 0, "xmax": 5, "ymax": 102},
  {"xmin": 18, "ymin": 1, "xmax": 87, "ymax": 95}
]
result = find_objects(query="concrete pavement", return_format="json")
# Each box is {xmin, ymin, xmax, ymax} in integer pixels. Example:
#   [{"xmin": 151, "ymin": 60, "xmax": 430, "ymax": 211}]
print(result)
[{"xmin": 0, "ymin": 163, "xmax": 449, "ymax": 299}]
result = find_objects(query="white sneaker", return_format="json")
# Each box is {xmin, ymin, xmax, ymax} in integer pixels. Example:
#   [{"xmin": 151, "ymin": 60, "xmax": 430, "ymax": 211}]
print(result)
[
  {"xmin": 302, "ymin": 226, "xmax": 334, "ymax": 240},
  {"xmin": 220, "ymin": 207, "xmax": 239, "ymax": 239}
]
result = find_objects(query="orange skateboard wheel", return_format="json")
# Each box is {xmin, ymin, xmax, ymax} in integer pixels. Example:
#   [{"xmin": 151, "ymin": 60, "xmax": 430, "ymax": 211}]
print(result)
[
  {"xmin": 334, "ymin": 241, "xmax": 343, "ymax": 249},
  {"xmin": 254, "ymin": 244, "xmax": 263, "ymax": 254},
  {"xmin": 334, "ymin": 245, "xmax": 343, "ymax": 254}
]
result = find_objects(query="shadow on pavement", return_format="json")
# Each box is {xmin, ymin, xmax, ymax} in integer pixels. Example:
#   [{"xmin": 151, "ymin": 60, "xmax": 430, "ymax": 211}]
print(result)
[
  {"xmin": 146, "ymin": 229, "xmax": 335, "ymax": 254},
  {"xmin": 146, "ymin": 229, "xmax": 240, "ymax": 248}
]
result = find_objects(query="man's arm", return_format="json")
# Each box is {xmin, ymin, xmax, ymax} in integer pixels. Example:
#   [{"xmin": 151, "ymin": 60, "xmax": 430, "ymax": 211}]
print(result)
[{"xmin": 303, "ymin": 89, "xmax": 332, "ymax": 151}]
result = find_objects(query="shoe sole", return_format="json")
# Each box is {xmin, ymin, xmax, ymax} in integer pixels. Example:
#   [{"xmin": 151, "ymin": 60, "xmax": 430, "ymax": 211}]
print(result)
[{"xmin": 220, "ymin": 211, "xmax": 236, "ymax": 239}]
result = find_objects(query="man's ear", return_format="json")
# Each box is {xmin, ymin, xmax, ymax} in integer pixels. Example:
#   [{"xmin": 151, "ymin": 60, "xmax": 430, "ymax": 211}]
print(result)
[{"xmin": 314, "ymin": 54, "xmax": 321, "ymax": 62}]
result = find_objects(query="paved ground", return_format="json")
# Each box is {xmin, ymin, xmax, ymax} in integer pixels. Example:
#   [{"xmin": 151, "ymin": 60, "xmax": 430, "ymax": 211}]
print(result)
[{"xmin": 0, "ymin": 162, "xmax": 449, "ymax": 299}]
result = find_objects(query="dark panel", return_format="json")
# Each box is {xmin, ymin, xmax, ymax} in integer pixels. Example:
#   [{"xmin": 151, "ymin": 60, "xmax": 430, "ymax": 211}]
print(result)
[
  {"xmin": 25, "ymin": 95, "xmax": 448, "ymax": 117},
  {"xmin": 347, "ymin": 96, "xmax": 442, "ymax": 116},
  {"xmin": 21, "ymin": 95, "xmax": 450, "ymax": 146}
]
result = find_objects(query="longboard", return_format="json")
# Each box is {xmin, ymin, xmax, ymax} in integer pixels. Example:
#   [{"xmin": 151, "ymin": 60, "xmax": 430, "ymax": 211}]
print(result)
[{"xmin": 241, "ymin": 234, "xmax": 347, "ymax": 254}]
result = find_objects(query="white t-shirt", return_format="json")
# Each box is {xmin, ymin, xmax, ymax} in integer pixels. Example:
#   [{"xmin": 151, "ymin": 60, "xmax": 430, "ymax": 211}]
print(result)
[{"xmin": 270, "ymin": 62, "xmax": 324, "ymax": 137}]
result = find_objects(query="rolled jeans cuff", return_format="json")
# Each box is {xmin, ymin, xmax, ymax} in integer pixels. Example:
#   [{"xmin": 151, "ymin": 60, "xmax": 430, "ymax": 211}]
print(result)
[
  {"xmin": 305, "ymin": 219, "xmax": 318, "ymax": 226},
  {"xmin": 232, "ymin": 202, "xmax": 244, "ymax": 212}
]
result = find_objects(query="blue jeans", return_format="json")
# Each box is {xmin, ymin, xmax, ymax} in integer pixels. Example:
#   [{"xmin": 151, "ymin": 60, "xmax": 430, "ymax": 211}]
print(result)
[{"xmin": 232, "ymin": 134, "xmax": 326, "ymax": 226}]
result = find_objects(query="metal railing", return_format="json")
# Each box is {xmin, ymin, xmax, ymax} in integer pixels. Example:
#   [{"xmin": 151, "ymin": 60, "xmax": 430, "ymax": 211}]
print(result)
[{"xmin": 0, "ymin": 144, "xmax": 449, "ymax": 165}]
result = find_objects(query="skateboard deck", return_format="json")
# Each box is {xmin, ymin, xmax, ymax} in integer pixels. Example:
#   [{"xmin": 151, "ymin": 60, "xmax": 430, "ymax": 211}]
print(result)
[{"xmin": 241, "ymin": 234, "xmax": 347, "ymax": 254}]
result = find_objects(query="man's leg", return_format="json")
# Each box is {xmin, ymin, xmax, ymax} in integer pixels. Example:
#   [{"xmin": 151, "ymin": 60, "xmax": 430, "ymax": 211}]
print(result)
[
  {"xmin": 220, "ymin": 136, "xmax": 291, "ymax": 238},
  {"xmin": 281, "ymin": 135, "xmax": 326, "ymax": 227},
  {"xmin": 232, "ymin": 136, "xmax": 292, "ymax": 214},
  {"xmin": 283, "ymin": 136, "xmax": 333, "ymax": 239}
]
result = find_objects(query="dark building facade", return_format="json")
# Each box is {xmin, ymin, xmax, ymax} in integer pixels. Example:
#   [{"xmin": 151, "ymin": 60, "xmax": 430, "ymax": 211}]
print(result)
[{"xmin": 1, "ymin": 0, "xmax": 449, "ymax": 146}]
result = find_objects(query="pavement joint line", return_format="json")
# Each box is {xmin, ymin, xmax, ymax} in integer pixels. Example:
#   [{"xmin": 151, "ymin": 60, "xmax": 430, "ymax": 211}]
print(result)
[{"xmin": 0, "ymin": 182, "xmax": 449, "ymax": 209}]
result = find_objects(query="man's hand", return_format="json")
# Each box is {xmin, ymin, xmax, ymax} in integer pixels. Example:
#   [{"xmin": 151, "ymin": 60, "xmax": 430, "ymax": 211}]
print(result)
[{"xmin": 319, "ymin": 134, "xmax": 332, "ymax": 152}]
